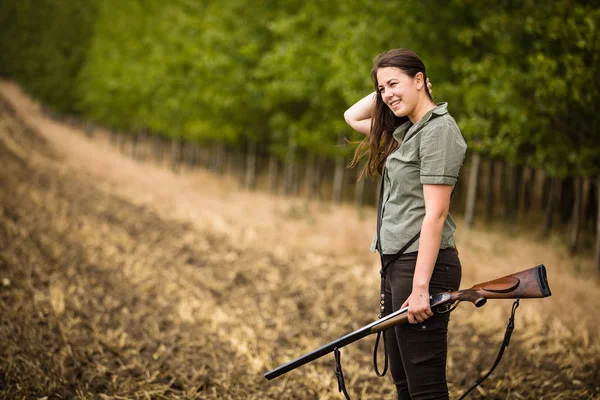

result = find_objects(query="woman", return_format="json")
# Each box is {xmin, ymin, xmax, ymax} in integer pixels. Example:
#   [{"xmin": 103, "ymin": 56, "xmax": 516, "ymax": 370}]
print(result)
[{"xmin": 345, "ymin": 49, "xmax": 467, "ymax": 399}]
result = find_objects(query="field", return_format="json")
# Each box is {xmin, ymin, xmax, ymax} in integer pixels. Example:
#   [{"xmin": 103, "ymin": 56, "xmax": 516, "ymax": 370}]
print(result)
[{"xmin": 1, "ymin": 80, "xmax": 599, "ymax": 399}]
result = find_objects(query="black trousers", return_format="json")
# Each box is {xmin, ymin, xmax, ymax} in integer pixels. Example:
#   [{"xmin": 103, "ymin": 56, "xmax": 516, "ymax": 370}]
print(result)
[{"xmin": 382, "ymin": 248, "xmax": 462, "ymax": 400}]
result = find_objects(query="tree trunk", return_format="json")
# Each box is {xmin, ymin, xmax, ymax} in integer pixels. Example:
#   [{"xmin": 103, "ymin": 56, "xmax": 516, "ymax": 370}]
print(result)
[
  {"xmin": 129, "ymin": 134, "xmax": 138, "ymax": 160},
  {"xmin": 535, "ymin": 168, "xmax": 546, "ymax": 215},
  {"xmin": 305, "ymin": 153, "xmax": 314, "ymax": 198},
  {"xmin": 181, "ymin": 141, "xmax": 188, "ymax": 169},
  {"xmin": 505, "ymin": 163, "xmax": 519, "ymax": 232},
  {"xmin": 311, "ymin": 154, "xmax": 323, "ymax": 200},
  {"xmin": 332, "ymin": 135, "xmax": 345, "ymax": 203},
  {"xmin": 198, "ymin": 146, "xmax": 209, "ymax": 169},
  {"xmin": 520, "ymin": 167, "xmax": 533, "ymax": 216},
  {"xmin": 581, "ymin": 176, "xmax": 591, "ymax": 230},
  {"xmin": 85, "ymin": 121, "xmax": 95, "ymax": 138},
  {"xmin": 569, "ymin": 177, "xmax": 583, "ymax": 254},
  {"xmin": 292, "ymin": 163, "xmax": 300, "ymax": 195},
  {"xmin": 464, "ymin": 152, "xmax": 481, "ymax": 230},
  {"xmin": 268, "ymin": 154, "xmax": 278, "ymax": 193},
  {"xmin": 541, "ymin": 175, "xmax": 553, "ymax": 237},
  {"xmin": 595, "ymin": 177, "xmax": 600, "ymax": 276},
  {"xmin": 557, "ymin": 178, "xmax": 566, "ymax": 225},
  {"xmin": 110, "ymin": 130, "xmax": 118, "ymax": 146},
  {"xmin": 283, "ymin": 136, "xmax": 296, "ymax": 195},
  {"xmin": 118, "ymin": 133, "xmax": 127, "ymax": 154},
  {"xmin": 170, "ymin": 138, "xmax": 181, "ymax": 172},
  {"xmin": 192, "ymin": 143, "xmax": 200, "ymax": 168},
  {"xmin": 153, "ymin": 135, "xmax": 163, "ymax": 163},
  {"xmin": 484, "ymin": 158, "xmax": 494, "ymax": 222},
  {"xmin": 183, "ymin": 142, "xmax": 191, "ymax": 169},
  {"xmin": 496, "ymin": 159, "xmax": 505, "ymax": 219},
  {"xmin": 213, "ymin": 142, "xmax": 225, "ymax": 174},
  {"xmin": 542, "ymin": 176, "xmax": 560, "ymax": 237},
  {"xmin": 185, "ymin": 142, "xmax": 196, "ymax": 169},
  {"xmin": 332, "ymin": 155, "xmax": 345, "ymax": 203},
  {"xmin": 355, "ymin": 167, "xmax": 365, "ymax": 210},
  {"xmin": 245, "ymin": 141, "xmax": 257, "ymax": 190},
  {"xmin": 138, "ymin": 130, "xmax": 148, "ymax": 161},
  {"xmin": 238, "ymin": 147, "xmax": 246, "ymax": 184}
]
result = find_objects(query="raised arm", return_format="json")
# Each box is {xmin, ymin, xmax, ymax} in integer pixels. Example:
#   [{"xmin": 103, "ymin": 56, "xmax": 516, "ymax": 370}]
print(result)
[{"xmin": 343, "ymin": 92, "xmax": 376, "ymax": 135}]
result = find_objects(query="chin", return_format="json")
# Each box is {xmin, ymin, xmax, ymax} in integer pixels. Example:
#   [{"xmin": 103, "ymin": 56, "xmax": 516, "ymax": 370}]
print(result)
[{"xmin": 391, "ymin": 109, "xmax": 408, "ymax": 117}]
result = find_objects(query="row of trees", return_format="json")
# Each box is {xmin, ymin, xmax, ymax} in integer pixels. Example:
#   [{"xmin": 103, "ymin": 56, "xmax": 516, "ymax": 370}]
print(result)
[{"xmin": 1, "ymin": 0, "xmax": 599, "ymax": 270}]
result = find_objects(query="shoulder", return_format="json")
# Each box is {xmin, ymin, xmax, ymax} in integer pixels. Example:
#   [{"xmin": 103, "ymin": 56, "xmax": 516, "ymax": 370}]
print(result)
[
  {"xmin": 423, "ymin": 113, "xmax": 466, "ymax": 147},
  {"xmin": 427, "ymin": 113, "xmax": 460, "ymax": 134}
]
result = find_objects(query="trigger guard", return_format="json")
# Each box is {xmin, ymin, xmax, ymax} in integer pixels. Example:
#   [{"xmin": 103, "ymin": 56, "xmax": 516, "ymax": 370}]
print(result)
[{"xmin": 435, "ymin": 302, "xmax": 458, "ymax": 314}]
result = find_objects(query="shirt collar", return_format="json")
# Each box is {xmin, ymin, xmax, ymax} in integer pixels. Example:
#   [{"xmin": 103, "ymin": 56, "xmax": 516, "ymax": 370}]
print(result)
[
  {"xmin": 420, "ymin": 102, "xmax": 448, "ymax": 124},
  {"xmin": 392, "ymin": 121, "xmax": 412, "ymax": 142},
  {"xmin": 392, "ymin": 102, "xmax": 448, "ymax": 142}
]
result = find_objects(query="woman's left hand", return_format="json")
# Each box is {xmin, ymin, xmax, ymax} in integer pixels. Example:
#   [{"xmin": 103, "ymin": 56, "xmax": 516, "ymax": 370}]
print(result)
[{"xmin": 402, "ymin": 287, "xmax": 434, "ymax": 324}]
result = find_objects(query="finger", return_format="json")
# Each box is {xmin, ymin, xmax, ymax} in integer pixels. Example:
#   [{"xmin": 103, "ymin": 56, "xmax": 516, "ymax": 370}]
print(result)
[
  {"xmin": 426, "ymin": 307, "xmax": 434, "ymax": 317},
  {"xmin": 408, "ymin": 312, "xmax": 416, "ymax": 324},
  {"xmin": 401, "ymin": 300, "xmax": 409, "ymax": 309},
  {"xmin": 416, "ymin": 310, "xmax": 429, "ymax": 321}
]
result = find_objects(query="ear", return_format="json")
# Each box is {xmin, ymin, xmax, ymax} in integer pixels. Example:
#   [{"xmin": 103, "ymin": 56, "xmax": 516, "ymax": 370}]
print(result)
[{"xmin": 415, "ymin": 72, "xmax": 425, "ymax": 90}]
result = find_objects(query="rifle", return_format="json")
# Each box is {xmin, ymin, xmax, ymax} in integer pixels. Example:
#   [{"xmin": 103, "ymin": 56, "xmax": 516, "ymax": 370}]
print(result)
[{"xmin": 264, "ymin": 264, "xmax": 551, "ymax": 381}]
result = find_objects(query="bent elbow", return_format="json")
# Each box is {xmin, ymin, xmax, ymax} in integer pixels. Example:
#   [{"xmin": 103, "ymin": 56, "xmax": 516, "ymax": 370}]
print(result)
[{"xmin": 343, "ymin": 109, "xmax": 353, "ymax": 126}]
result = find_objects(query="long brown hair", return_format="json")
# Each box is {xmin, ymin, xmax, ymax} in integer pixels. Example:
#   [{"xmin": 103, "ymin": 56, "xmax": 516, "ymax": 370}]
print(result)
[{"xmin": 349, "ymin": 49, "xmax": 432, "ymax": 178}]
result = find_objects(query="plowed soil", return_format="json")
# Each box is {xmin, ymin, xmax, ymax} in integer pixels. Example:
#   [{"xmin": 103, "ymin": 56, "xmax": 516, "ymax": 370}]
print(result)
[{"xmin": 1, "ymin": 80, "xmax": 599, "ymax": 399}]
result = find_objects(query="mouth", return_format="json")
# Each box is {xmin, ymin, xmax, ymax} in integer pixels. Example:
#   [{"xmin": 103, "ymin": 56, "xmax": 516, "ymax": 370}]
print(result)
[{"xmin": 389, "ymin": 99, "xmax": 401, "ymax": 109}]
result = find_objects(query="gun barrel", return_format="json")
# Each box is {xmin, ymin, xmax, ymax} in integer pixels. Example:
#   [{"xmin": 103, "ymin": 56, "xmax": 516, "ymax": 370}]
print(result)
[
  {"xmin": 264, "ymin": 296, "xmax": 447, "ymax": 380},
  {"xmin": 264, "ymin": 325, "xmax": 371, "ymax": 380}
]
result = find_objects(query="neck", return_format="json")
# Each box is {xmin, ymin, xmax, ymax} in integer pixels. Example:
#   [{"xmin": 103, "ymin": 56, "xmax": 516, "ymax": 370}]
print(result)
[{"xmin": 408, "ymin": 96, "xmax": 436, "ymax": 124}]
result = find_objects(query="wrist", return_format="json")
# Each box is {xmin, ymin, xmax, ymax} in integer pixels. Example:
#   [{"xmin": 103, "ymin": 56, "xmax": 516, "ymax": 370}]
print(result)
[{"xmin": 412, "ymin": 280, "xmax": 429, "ymax": 291}]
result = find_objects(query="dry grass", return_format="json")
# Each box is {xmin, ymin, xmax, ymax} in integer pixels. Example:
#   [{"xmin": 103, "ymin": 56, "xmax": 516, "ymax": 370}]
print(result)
[{"xmin": 0, "ymin": 80, "xmax": 599, "ymax": 399}]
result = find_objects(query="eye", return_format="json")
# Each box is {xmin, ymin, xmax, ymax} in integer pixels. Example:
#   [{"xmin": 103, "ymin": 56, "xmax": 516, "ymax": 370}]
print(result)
[{"xmin": 378, "ymin": 87, "xmax": 385, "ymax": 93}]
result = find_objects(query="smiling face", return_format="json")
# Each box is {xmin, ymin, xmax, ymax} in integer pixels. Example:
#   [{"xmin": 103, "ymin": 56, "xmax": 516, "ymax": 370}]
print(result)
[{"xmin": 376, "ymin": 67, "xmax": 423, "ymax": 121}]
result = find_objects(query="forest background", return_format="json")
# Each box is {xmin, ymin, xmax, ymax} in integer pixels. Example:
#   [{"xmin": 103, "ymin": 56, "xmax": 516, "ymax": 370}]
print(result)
[{"xmin": 1, "ymin": 0, "xmax": 600, "ymax": 268}]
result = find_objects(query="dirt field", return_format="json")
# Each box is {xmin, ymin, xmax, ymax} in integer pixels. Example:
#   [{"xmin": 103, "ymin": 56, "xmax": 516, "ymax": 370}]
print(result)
[{"xmin": 1, "ymin": 80, "xmax": 599, "ymax": 399}]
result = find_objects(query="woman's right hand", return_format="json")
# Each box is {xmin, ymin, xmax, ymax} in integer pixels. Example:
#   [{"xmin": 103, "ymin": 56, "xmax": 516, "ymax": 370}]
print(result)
[{"xmin": 343, "ymin": 92, "xmax": 377, "ymax": 135}]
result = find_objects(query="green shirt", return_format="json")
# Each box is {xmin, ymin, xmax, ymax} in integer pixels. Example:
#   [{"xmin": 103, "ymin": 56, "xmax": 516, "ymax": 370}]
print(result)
[{"xmin": 371, "ymin": 102, "xmax": 467, "ymax": 254}]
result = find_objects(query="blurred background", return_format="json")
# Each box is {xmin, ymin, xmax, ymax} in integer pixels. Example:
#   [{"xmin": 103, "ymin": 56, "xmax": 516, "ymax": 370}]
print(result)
[
  {"xmin": 1, "ymin": 1, "xmax": 599, "ymax": 399},
  {"xmin": 1, "ymin": 0, "xmax": 600, "ymax": 256}
]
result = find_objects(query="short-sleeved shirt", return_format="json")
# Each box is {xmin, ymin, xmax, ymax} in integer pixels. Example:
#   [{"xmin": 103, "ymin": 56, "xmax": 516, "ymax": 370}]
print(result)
[{"xmin": 370, "ymin": 102, "xmax": 467, "ymax": 254}]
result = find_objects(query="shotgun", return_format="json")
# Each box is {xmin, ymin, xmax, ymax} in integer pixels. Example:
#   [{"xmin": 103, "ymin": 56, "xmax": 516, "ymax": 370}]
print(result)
[{"xmin": 264, "ymin": 264, "xmax": 551, "ymax": 381}]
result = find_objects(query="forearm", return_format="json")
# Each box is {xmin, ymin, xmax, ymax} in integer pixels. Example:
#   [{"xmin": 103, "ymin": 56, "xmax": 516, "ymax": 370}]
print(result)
[
  {"xmin": 344, "ymin": 92, "xmax": 376, "ymax": 134},
  {"xmin": 413, "ymin": 213, "xmax": 446, "ymax": 290},
  {"xmin": 344, "ymin": 91, "xmax": 376, "ymax": 121}
]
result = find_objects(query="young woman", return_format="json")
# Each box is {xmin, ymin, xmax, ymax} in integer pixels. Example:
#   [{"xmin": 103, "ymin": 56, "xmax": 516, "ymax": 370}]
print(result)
[{"xmin": 345, "ymin": 49, "xmax": 467, "ymax": 399}]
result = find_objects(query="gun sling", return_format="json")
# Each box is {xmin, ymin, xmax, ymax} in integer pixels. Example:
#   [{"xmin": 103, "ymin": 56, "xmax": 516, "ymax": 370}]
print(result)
[{"xmin": 332, "ymin": 171, "xmax": 421, "ymax": 399}]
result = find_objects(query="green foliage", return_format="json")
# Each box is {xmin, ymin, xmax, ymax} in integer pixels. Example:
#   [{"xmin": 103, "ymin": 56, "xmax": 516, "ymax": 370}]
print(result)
[
  {"xmin": 0, "ymin": 0, "xmax": 96, "ymax": 113},
  {"xmin": 449, "ymin": 0, "xmax": 600, "ymax": 176},
  {"xmin": 1, "ymin": 0, "xmax": 598, "ymax": 176}
]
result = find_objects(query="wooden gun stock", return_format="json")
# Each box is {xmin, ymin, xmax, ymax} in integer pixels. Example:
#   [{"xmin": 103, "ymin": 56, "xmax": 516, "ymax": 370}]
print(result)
[
  {"xmin": 372, "ymin": 264, "xmax": 551, "ymax": 333},
  {"xmin": 264, "ymin": 264, "xmax": 551, "ymax": 381}
]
